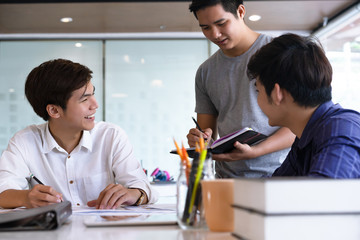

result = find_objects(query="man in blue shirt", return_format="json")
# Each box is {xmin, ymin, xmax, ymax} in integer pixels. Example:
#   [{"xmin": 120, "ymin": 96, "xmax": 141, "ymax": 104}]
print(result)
[{"xmin": 247, "ymin": 33, "xmax": 360, "ymax": 178}]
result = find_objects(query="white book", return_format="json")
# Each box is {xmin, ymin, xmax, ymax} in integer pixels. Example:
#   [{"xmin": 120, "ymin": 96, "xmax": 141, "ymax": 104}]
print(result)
[
  {"xmin": 232, "ymin": 207, "xmax": 360, "ymax": 240},
  {"xmin": 233, "ymin": 178, "xmax": 360, "ymax": 214}
]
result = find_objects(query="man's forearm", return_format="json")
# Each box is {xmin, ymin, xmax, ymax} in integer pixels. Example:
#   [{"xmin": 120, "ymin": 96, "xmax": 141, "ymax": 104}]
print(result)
[
  {"xmin": 252, "ymin": 127, "xmax": 295, "ymax": 158},
  {"xmin": 0, "ymin": 189, "xmax": 29, "ymax": 209}
]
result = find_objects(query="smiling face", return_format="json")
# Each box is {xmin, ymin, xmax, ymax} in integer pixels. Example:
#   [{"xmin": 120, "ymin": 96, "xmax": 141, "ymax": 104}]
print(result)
[
  {"xmin": 196, "ymin": 3, "xmax": 245, "ymax": 56},
  {"xmin": 58, "ymin": 81, "xmax": 98, "ymax": 132}
]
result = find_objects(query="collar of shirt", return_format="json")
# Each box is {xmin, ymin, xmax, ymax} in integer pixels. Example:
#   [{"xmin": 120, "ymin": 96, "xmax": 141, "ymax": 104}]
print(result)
[
  {"xmin": 40, "ymin": 122, "xmax": 93, "ymax": 154},
  {"xmin": 297, "ymin": 101, "xmax": 340, "ymax": 149}
]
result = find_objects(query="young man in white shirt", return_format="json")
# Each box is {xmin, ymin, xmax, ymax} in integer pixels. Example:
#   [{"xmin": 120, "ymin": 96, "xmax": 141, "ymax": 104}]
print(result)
[{"xmin": 0, "ymin": 59, "xmax": 158, "ymax": 209}]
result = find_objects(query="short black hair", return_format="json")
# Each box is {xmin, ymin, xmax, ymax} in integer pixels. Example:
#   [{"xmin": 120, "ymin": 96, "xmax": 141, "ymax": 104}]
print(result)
[
  {"xmin": 25, "ymin": 59, "xmax": 93, "ymax": 121},
  {"xmin": 189, "ymin": 0, "xmax": 244, "ymax": 19},
  {"xmin": 247, "ymin": 33, "xmax": 332, "ymax": 107}
]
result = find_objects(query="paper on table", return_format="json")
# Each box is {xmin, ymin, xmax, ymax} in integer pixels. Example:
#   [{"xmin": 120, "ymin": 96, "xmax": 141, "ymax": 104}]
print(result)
[
  {"xmin": 72, "ymin": 203, "xmax": 176, "ymax": 215},
  {"xmin": 0, "ymin": 207, "xmax": 26, "ymax": 214}
]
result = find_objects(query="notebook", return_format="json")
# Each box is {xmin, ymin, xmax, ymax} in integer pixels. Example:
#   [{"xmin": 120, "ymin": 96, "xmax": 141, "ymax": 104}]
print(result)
[{"xmin": 170, "ymin": 127, "xmax": 267, "ymax": 158}]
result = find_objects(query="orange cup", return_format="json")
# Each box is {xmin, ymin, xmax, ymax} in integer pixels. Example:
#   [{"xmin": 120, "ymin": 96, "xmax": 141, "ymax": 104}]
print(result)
[{"xmin": 201, "ymin": 179, "xmax": 234, "ymax": 232}]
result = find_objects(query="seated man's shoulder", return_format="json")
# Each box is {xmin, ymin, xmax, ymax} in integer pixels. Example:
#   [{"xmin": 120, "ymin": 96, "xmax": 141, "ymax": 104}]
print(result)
[
  {"xmin": 92, "ymin": 121, "xmax": 126, "ymax": 136},
  {"xmin": 321, "ymin": 108, "xmax": 360, "ymax": 137},
  {"xmin": 13, "ymin": 123, "xmax": 46, "ymax": 139}
]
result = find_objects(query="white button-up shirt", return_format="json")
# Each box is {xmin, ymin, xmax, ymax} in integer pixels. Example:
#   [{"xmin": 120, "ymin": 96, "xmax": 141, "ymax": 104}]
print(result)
[{"xmin": 0, "ymin": 121, "xmax": 158, "ymax": 206}]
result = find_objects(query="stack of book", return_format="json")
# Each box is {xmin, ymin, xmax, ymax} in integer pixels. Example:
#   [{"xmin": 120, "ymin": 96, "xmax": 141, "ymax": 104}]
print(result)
[{"xmin": 232, "ymin": 178, "xmax": 360, "ymax": 240}]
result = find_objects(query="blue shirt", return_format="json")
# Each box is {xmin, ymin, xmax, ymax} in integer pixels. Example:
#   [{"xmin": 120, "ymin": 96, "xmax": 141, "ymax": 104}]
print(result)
[{"xmin": 273, "ymin": 101, "xmax": 360, "ymax": 178}]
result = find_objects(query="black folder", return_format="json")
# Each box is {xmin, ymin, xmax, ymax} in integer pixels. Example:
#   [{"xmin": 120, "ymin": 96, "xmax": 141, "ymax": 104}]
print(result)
[{"xmin": 0, "ymin": 201, "xmax": 72, "ymax": 231}]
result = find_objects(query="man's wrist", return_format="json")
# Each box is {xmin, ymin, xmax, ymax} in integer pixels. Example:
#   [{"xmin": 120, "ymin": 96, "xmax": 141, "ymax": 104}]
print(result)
[
  {"xmin": 130, "ymin": 188, "xmax": 147, "ymax": 206},
  {"xmin": 250, "ymin": 144, "xmax": 263, "ymax": 159}
]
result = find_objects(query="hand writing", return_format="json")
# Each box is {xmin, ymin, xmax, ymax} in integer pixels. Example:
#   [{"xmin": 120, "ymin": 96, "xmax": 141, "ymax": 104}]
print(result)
[
  {"xmin": 26, "ymin": 184, "xmax": 63, "ymax": 208},
  {"xmin": 187, "ymin": 128, "xmax": 212, "ymax": 147}
]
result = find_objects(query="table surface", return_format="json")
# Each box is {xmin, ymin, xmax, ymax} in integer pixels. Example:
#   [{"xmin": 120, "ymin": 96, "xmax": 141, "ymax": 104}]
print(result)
[
  {"xmin": 0, "ymin": 183, "xmax": 237, "ymax": 240},
  {"xmin": 0, "ymin": 214, "xmax": 237, "ymax": 240}
]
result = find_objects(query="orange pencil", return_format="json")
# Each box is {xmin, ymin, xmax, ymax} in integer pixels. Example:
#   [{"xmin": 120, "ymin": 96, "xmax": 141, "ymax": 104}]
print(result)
[
  {"xmin": 181, "ymin": 143, "xmax": 189, "ymax": 161},
  {"xmin": 199, "ymin": 135, "xmax": 205, "ymax": 151},
  {"xmin": 181, "ymin": 143, "xmax": 191, "ymax": 184},
  {"xmin": 173, "ymin": 138, "xmax": 183, "ymax": 160},
  {"xmin": 195, "ymin": 142, "xmax": 200, "ymax": 153}
]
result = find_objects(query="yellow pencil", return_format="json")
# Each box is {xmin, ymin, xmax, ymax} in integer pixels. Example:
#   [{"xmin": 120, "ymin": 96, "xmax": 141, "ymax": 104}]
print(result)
[{"xmin": 187, "ymin": 146, "xmax": 207, "ymax": 224}]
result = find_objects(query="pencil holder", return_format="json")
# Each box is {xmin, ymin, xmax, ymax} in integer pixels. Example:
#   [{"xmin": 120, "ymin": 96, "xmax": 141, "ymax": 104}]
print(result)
[{"xmin": 176, "ymin": 152, "xmax": 214, "ymax": 230}]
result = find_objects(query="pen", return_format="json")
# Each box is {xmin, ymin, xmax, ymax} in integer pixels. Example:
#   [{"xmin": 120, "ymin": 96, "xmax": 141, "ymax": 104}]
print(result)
[
  {"xmin": 29, "ymin": 173, "xmax": 44, "ymax": 185},
  {"xmin": 192, "ymin": 117, "xmax": 203, "ymax": 132}
]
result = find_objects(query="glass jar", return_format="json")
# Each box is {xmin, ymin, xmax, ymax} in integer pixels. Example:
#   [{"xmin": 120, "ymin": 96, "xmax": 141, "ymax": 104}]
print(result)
[
  {"xmin": 176, "ymin": 161, "xmax": 190, "ymax": 229},
  {"xmin": 176, "ymin": 152, "xmax": 214, "ymax": 230},
  {"xmin": 203, "ymin": 152, "xmax": 215, "ymax": 180}
]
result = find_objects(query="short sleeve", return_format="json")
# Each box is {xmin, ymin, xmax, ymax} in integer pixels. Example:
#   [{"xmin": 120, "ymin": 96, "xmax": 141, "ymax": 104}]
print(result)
[{"xmin": 194, "ymin": 66, "xmax": 218, "ymax": 115}]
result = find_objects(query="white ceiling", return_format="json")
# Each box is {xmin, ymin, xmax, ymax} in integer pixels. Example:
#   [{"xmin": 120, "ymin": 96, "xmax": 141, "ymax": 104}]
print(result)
[{"xmin": 0, "ymin": 0, "xmax": 357, "ymax": 36}]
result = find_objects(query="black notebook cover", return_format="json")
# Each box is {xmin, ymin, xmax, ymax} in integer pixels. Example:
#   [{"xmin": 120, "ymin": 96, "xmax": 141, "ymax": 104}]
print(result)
[
  {"xmin": 0, "ymin": 201, "xmax": 72, "ymax": 231},
  {"xmin": 211, "ymin": 129, "xmax": 267, "ymax": 154},
  {"xmin": 170, "ymin": 128, "xmax": 267, "ymax": 158}
]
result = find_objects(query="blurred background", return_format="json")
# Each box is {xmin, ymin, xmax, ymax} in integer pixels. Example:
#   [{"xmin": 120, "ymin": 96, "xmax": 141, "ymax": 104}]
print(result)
[{"xmin": 0, "ymin": 0, "xmax": 359, "ymax": 180}]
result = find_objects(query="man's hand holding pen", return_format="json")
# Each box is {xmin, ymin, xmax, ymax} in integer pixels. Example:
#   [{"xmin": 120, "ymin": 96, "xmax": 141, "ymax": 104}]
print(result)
[
  {"xmin": 187, "ymin": 127, "xmax": 213, "ymax": 147},
  {"xmin": 187, "ymin": 117, "xmax": 213, "ymax": 147},
  {"xmin": 26, "ymin": 184, "xmax": 63, "ymax": 208}
]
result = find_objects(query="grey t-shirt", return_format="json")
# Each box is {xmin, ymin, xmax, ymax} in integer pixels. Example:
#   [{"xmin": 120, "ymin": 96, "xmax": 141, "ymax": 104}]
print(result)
[{"xmin": 195, "ymin": 34, "xmax": 290, "ymax": 178}]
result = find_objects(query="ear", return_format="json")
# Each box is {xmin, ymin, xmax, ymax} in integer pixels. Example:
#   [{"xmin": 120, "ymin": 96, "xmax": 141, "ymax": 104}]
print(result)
[
  {"xmin": 46, "ymin": 104, "xmax": 62, "ymax": 119},
  {"xmin": 270, "ymin": 83, "xmax": 284, "ymax": 106},
  {"xmin": 238, "ymin": 4, "xmax": 246, "ymax": 19}
]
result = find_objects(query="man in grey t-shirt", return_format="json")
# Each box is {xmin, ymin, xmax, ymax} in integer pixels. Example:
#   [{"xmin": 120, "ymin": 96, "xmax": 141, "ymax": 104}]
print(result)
[{"xmin": 186, "ymin": 0, "xmax": 295, "ymax": 178}]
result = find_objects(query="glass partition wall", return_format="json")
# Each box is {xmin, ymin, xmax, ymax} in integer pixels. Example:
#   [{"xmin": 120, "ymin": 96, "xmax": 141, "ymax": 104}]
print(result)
[
  {"xmin": 105, "ymin": 39, "xmax": 208, "ymax": 176},
  {"xmin": 1, "ymin": 6, "xmax": 359, "ymax": 180},
  {"xmin": 313, "ymin": 3, "xmax": 360, "ymax": 112},
  {"xmin": 0, "ymin": 38, "xmax": 208, "ymax": 179}
]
